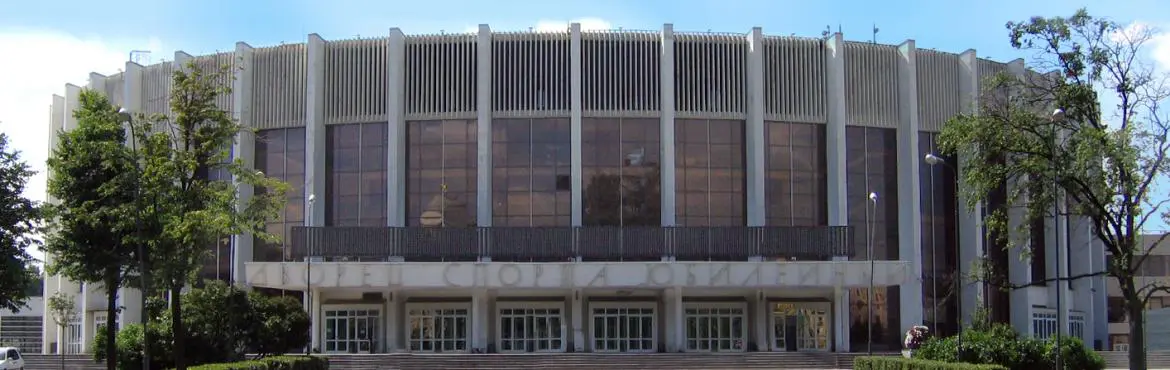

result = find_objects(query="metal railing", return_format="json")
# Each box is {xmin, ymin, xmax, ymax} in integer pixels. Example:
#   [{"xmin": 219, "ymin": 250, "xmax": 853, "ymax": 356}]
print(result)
[{"xmin": 288, "ymin": 226, "xmax": 854, "ymax": 262}]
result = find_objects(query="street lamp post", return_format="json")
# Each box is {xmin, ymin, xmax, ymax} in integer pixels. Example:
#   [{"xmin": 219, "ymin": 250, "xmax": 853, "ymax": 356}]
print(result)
[
  {"xmin": 1050, "ymin": 108, "xmax": 1066, "ymax": 370},
  {"xmin": 925, "ymin": 153, "xmax": 962, "ymax": 360},
  {"xmin": 867, "ymin": 192, "xmax": 878, "ymax": 355},
  {"xmin": 118, "ymin": 108, "xmax": 151, "ymax": 370},
  {"xmin": 306, "ymin": 193, "xmax": 316, "ymax": 355}
]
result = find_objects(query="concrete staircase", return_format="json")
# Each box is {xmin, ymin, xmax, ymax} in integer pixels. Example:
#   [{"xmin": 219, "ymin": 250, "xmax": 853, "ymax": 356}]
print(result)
[
  {"xmin": 21, "ymin": 354, "xmax": 104, "ymax": 370},
  {"xmin": 321, "ymin": 352, "xmax": 886, "ymax": 370},
  {"xmin": 1100, "ymin": 350, "xmax": 1170, "ymax": 369}
]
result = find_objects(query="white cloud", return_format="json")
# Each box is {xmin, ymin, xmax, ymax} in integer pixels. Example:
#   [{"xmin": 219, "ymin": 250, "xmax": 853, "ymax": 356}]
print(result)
[
  {"xmin": 1114, "ymin": 21, "xmax": 1170, "ymax": 71},
  {"xmin": 0, "ymin": 29, "xmax": 166, "ymax": 262}
]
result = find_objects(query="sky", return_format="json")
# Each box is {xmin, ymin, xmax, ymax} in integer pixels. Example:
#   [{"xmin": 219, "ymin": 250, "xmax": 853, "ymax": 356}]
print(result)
[{"xmin": 1, "ymin": 0, "xmax": 1169, "ymax": 262}]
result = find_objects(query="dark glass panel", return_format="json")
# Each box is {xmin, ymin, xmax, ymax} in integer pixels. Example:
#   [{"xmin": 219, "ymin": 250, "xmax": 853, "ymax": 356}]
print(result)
[
  {"xmin": 846, "ymin": 126, "xmax": 901, "ymax": 351},
  {"xmin": 673, "ymin": 119, "xmax": 746, "ymax": 226},
  {"xmin": 407, "ymin": 119, "xmax": 479, "ymax": 227}
]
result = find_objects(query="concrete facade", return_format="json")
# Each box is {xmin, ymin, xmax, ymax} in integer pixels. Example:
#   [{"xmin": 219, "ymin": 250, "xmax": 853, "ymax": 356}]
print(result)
[{"xmin": 41, "ymin": 23, "xmax": 1108, "ymax": 354}]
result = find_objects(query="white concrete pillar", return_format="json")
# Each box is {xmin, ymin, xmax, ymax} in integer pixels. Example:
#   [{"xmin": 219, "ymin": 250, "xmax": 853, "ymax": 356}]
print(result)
[
  {"xmin": 384, "ymin": 291, "xmax": 399, "ymax": 352},
  {"xmin": 956, "ymin": 49, "xmax": 985, "ymax": 326},
  {"xmin": 387, "ymin": 28, "xmax": 407, "ymax": 227},
  {"xmin": 824, "ymin": 32, "xmax": 850, "ymax": 352},
  {"xmin": 1005, "ymin": 59, "xmax": 1032, "ymax": 335},
  {"xmin": 476, "ymin": 24, "xmax": 494, "ymax": 227},
  {"xmin": 745, "ymin": 27, "xmax": 766, "ymax": 228},
  {"xmin": 1092, "ymin": 235, "xmax": 1108, "ymax": 348},
  {"xmin": 119, "ymin": 62, "xmax": 144, "ymax": 328},
  {"xmin": 1070, "ymin": 214, "xmax": 1094, "ymax": 343},
  {"xmin": 753, "ymin": 290, "xmax": 768, "ymax": 351},
  {"xmin": 310, "ymin": 288, "xmax": 321, "ymax": 351},
  {"xmin": 570, "ymin": 23, "xmax": 583, "ymax": 227},
  {"xmin": 570, "ymin": 289, "xmax": 584, "ymax": 352},
  {"xmin": 43, "ymin": 93, "xmax": 65, "ymax": 353},
  {"xmin": 231, "ymin": 42, "xmax": 256, "ymax": 287},
  {"xmin": 670, "ymin": 287, "xmax": 684, "ymax": 352},
  {"xmin": 471, "ymin": 291, "xmax": 489, "ymax": 352},
  {"xmin": 660, "ymin": 24, "xmax": 677, "ymax": 227},
  {"xmin": 896, "ymin": 39, "xmax": 925, "ymax": 332},
  {"xmin": 305, "ymin": 34, "xmax": 327, "ymax": 227}
]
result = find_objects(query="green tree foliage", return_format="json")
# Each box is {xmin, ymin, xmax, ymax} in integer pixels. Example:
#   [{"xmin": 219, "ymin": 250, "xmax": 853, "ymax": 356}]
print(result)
[
  {"xmin": 94, "ymin": 282, "xmax": 309, "ymax": 369},
  {"xmin": 45, "ymin": 89, "xmax": 144, "ymax": 370},
  {"xmin": 939, "ymin": 9, "xmax": 1169, "ymax": 370},
  {"xmin": 131, "ymin": 62, "xmax": 288, "ymax": 370},
  {"xmin": 247, "ymin": 293, "xmax": 310, "ymax": 357},
  {"xmin": 46, "ymin": 292, "xmax": 77, "ymax": 370},
  {"xmin": 0, "ymin": 132, "xmax": 42, "ymax": 313},
  {"xmin": 914, "ymin": 324, "xmax": 1105, "ymax": 370}
]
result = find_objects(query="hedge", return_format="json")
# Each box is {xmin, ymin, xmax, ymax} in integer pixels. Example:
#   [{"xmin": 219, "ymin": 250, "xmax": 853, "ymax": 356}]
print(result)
[
  {"xmin": 183, "ymin": 355, "xmax": 328, "ymax": 370},
  {"xmin": 854, "ymin": 356, "xmax": 1009, "ymax": 370}
]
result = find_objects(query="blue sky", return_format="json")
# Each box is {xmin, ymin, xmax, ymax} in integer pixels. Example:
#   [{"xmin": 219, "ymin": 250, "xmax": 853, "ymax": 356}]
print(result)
[{"xmin": 1, "ymin": 0, "xmax": 1169, "ymax": 260}]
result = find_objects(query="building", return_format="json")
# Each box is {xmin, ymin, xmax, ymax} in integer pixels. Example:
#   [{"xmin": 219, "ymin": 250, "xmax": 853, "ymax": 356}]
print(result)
[
  {"xmin": 41, "ymin": 23, "xmax": 1109, "ymax": 354},
  {"xmin": 1107, "ymin": 234, "xmax": 1170, "ymax": 351},
  {"xmin": 1, "ymin": 296, "xmax": 44, "ymax": 354}
]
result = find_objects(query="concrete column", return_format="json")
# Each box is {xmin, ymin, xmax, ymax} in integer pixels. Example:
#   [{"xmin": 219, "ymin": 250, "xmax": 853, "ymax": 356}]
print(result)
[
  {"xmin": 476, "ymin": 24, "xmax": 494, "ymax": 227},
  {"xmin": 471, "ymin": 291, "xmax": 489, "ymax": 352},
  {"xmin": 385, "ymin": 292, "xmax": 399, "ymax": 352},
  {"xmin": 1005, "ymin": 59, "xmax": 1032, "ymax": 335},
  {"xmin": 305, "ymin": 34, "xmax": 327, "ymax": 227},
  {"xmin": 570, "ymin": 289, "xmax": 584, "ymax": 352},
  {"xmin": 896, "ymin": 40, "xmax": 925, "ymax": 330},
  {"xmin": 660, "ymin": 24, "xmax": 677, "ymax": 227},
  {"xmin": 664, "ymin": 287, "xmax": 684, "ymax": 352},
  {"xmin": 231, "ymin": 42, "xmax": 256, "ymax": 287},
  {"xmin": 310, "ymin": 288, "xmax": 321, "ymax": 351},
  {"xmin": 43, "ymin": 93, "xmax": 65, "ymax": 353},
  {"xmin": 753, "ymin": 290, "xmax": 768, "ymax": 351},
  {"xmin": 1069, "ymin": 214, "xmax": 1094, "ymax": 343},
  {"xmin": 119, "ymin": 62, "xmax": 144, "ymax": 328},
  {"xmin": 570, "ymin": 23, "xmax": 583, "ymax": 227},
  {"xmin": 745, "ymin": 27, "xmax": 766, "ymax": 228},
  {"xmin": 387, "ymin": 29, "xmax": 407, "ymax": 227},
  {"xmin": 956, "ymin": 49, "xmax": 984, "ymax": 326},
  {"xmin": 824, "ymin": 32, "xmax": 850, "ymax": 352},
  {"xmin": 1092, "ymin": 233, "xmax": 1108, "ymax": 348},
  {"xmin": 88, "ymin": 73, "xmax": 106, "ymax": 96}
]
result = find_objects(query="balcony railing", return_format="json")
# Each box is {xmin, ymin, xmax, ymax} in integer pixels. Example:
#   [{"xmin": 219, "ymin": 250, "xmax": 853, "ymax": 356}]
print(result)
[{"xmin": 288, "ymin": 226, "xmax": 854, "ymax": 262}]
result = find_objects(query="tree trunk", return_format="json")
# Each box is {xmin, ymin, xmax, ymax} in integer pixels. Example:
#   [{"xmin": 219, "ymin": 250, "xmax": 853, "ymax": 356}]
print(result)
[
  {"xmin": 104, "ymin": 275, "xmax": 119, "ymax": 370},
  {"xmin": 1123, "ymin": 281, "xmax": 1147, "ymax": 370},
  {"xmin": 171, "ymin": 286, "xmax": 186, "ymax": 370}
]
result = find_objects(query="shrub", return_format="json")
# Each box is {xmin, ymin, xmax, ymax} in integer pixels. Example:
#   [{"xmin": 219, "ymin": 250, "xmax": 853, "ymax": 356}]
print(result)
[
  {"xmin": 184, "ymin": 355, "xmax": 328, "ymax": 370},
  {"xmin": 91, "ymin": 322, "xmax": 175, "ymax": 370},
  {"xmin": 248, "ymin": 292, "xmax": 311, "ymax": 356},
  {"xmin": 854, "ymin": 356, "xmax": 1008, "ymax": 370},
  {"xmin": 182, "ymin": 281, "xmax": 257, "ymax": 364},
  {"xmin": 914, "ymin": 323, "xmax": 1104, "ymax": 370}
]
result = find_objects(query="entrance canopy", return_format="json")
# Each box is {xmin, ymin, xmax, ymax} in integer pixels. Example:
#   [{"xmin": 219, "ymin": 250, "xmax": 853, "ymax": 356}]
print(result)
[{"xmin": 245, "ymin": 260, "xmax": 911, "ymax": 290}]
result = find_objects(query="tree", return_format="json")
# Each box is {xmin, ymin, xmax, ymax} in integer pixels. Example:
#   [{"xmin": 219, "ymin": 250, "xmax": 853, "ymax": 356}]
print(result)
[
  {"xmin": 47, "ymin": 292, "xmax": 77, "ymax": 370},
  {"xmin": 133, "ymin": 62, "xmax": 288, "ymax": 370},
  {"xmin": 247, "ymin": 292, "xmax": 310, "ymax": 357},
  {"xmin": 939, "ymin": 9, "xmax": 1170, "ymax": 369},
  {"xmin": 45, "ymin": 89, "xmax": 143, "ymax": 370},
  {"xmin": 0, "ymin": 132, "xmax": 42, "ymax": 313}
]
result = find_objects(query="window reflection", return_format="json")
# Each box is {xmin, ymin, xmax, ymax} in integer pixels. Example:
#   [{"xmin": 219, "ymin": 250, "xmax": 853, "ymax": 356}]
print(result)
[
  {"xmin": 919, "ymin": 132, "xmax": 958, "ymax": 338},
  {"xmin": 407, "ymin": 120, "xmax": 477, "ymax": 227},
  {"xmin": 845, "ymin": 126, "xmax": 900, "ymax": 351},
  {"xmin": 492, "ymin": 118, "xmax": 571, "ymax": 226},
  {"xmin": 765, "ymin": 122, "xmax": 827, "ymax": 227},
  {"xmin": 327, "ymin": 123, "xmax": 388, "ymax": 227},
  {"xmin": 254, "ymin": 128, "xmax": 307, "ymax": 262},
  {"xmin": 674, "ymin": 119, "xmax": 745, "ymax": 226},
  {"xmin": 581, "ymin": 118, "xmax": 661, "ymax": 226}
]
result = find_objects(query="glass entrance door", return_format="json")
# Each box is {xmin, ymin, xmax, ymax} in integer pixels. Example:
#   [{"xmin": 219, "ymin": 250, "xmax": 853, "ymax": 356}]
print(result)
[
  {"xmin": 498, "ymin": 307, "xmax": 564, "ymax": 352},
  {"xmin": 684, "ymin": 306, "xmax": 746, "ymax": 352},
  {"xmin": 770, "ymin": 303, "xmax": 830, "ymax": 351},
  {"xmin": 590, "ymin": 306, "xmax": 655, "ymax": 353},
  {"xmin": 324, "ymin": 308, "xmax": 380, "ymax": 353},
  {"xmin": 407, "ymin": 306, "xmax": 469, "ymax": 352}
]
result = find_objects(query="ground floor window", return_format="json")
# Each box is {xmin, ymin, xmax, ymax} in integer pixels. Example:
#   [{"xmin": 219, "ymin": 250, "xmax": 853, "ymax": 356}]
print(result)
[
  {"xmin": 771, "ymin": 302, "xmax": 830, "ymax": 351},
  {"xmin": 407, "ymin": 304, "xmax": 469, "ymax": 352},
  {"xmin": 590, "ymin": 303, "xmax": 656, "ymax": 353},
  {"xmin": 93, "ymin": 311, "xmax": 120, "ymax": 337},
  {"xmin": 684, "ymin": 303, "xmax": 746, "ymax": 352},
  {"xmin": 1031, "ymin": 309, "xmax": 1058, "ymax": 339},
  {"xmin": 66, "ymin": 317, "xmax": 82, "ymax": 354},
  {"xmin": 323, "ymin": 307, "xmax": 380, "ymax": 353},
  {"xmin": 497, "ymin": 304, "xmax": 565, "ymax": 352}
]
